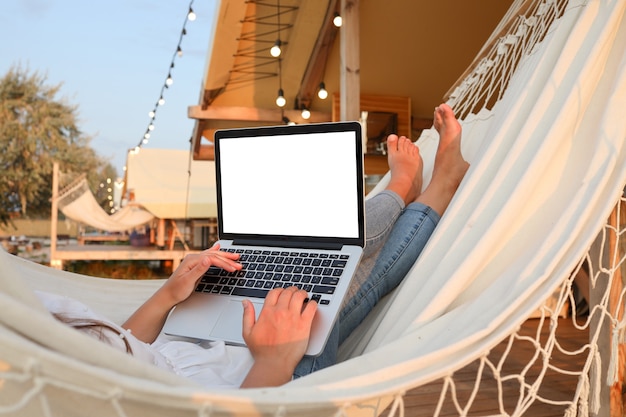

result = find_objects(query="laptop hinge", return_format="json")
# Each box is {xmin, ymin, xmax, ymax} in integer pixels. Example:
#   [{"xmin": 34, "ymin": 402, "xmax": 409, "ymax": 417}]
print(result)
[{"xmin": 232, "ymin": 239, "xmax": 342, "ymax": 251}]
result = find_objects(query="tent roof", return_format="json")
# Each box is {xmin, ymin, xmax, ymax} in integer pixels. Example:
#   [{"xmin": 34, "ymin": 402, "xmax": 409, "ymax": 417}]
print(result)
[
  {"xmin": 125, "ymin": 148, "xmax": 216, "ymax": 219},
  {"xmin": 188, "ymin": 0, "xmax": 515, "ymax": 160}
]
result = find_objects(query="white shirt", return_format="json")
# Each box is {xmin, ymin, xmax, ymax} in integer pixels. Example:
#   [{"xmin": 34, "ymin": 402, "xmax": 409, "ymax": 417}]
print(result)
[{"xmin": 37, "ymin": 291, "xmax": 254, "ymax": 389}]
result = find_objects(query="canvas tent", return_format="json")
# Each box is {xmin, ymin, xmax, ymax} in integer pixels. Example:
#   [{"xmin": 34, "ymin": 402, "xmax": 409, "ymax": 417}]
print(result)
[{"xmin": 124, "ymin": 148, "xmax": 217, "ymax": 219}]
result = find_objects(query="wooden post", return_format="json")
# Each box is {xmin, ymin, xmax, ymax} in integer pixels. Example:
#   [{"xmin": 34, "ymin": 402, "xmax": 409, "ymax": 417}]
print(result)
[
  {"xmin": 157, "ymin": 218, "xmax": 166, "ymax": 248},
  {"xmin": 339, "ymin": 0, "xmax": 360, "ymax": 122},
  {"xmin": 168, "ymin": 220, "xmax": 189, "ymax": 251},
  {"xmin": 50, "ymin": 162, "xmax": 61, "ymax": 269},
  {"xmin": 607, "ymin": 205, "xmax": 625, "ymax": 416},
  {"xmin": 589, "ymin": 198, "xmax": 625, "ymax": 417}
]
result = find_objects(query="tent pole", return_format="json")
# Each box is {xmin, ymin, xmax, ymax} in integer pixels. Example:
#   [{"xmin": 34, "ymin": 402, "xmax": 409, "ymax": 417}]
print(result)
[
  {"xmin": 50, "ymin": 162, "xmax": 61, "ymax": 269},
  {"xmin": 339, "ymin": 0, "xmax": 360, "ymax": 122}
]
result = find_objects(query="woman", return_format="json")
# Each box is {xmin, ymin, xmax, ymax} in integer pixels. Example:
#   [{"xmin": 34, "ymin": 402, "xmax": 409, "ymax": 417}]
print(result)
[{"xmin": 45, "ymin": 103, "xmax": 468, "ymax": 388}]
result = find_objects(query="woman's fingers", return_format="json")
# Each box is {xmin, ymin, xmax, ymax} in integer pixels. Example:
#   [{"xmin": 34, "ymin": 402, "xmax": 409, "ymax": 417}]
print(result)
[
  {"xmin": 264, "ymin": 287, "xmax": 284, "ymax": 306},
  {"xmin": 262, "ymin": 286, "xmax": 313, "ymax": 312}
]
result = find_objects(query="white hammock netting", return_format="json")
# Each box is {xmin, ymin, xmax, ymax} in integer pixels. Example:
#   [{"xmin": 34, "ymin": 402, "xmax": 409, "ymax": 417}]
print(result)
[{"xmin": 2, "ymin": 0, "xmax": 626, "ymax": 415}]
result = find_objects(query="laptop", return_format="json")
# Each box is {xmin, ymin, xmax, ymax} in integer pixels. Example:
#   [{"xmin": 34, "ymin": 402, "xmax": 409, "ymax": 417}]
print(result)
[{"xmin": 163, "ymin": 121, "xmax": 365, "ymax": 356}]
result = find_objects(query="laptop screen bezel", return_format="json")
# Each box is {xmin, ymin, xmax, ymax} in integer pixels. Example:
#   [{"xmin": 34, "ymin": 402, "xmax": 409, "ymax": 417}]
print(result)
[{"xmin": 214, "ymin": 121, "xmax": 366, "ymax": 248}]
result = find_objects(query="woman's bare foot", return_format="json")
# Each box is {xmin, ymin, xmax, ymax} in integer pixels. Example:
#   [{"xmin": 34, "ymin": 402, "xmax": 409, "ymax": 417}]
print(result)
[
  {"xmin": 432, "ymin": 104, "xmax": 469, "ymax": 190},
  {"xmin": 416, "ymin": 104, "xmax": 469, "ymax": 215},
  {"xmin": 385, "ymin": 134, "xmax": 423, "ymax": 206}
]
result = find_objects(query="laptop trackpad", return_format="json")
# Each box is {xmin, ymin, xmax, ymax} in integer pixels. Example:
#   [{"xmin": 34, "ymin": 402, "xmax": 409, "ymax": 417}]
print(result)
[{"xmin": 211, "ymin": 300, "xmax": 263, "ymax": 343}]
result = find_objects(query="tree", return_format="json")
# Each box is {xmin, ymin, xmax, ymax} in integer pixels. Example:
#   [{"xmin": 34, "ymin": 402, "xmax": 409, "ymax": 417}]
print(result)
[{"xmin": 0, "ymin": 65, "xmax": 115, "ymax": 222}]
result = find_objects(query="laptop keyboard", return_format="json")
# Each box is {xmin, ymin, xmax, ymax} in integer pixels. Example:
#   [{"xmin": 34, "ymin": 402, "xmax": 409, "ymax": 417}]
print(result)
[{"xmin": 194, "ymin": 248, "xmax": 351, "ymax": 305}]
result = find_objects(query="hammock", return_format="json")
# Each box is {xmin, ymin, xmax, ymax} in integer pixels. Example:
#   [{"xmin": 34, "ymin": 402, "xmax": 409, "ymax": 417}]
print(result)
[
  {"xmin": 2, "ymin": 0, "xmax": 626, "ymax": 415},
  {"xmin": 57, "ymin": 176, "xmax": 154, "ymax": 233}
]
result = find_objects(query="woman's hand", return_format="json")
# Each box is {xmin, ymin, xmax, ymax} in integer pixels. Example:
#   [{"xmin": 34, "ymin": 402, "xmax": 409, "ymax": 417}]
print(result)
[
  {"xmin": 240, "ymin": 287, "xmax": 317, "ymax": 388},
  {"xmin": 123, "ymin": 244, "xmax": 241, "ymax": 344},
  {"xmin": 160, "ymin": 244, "xmax": 242, "ymax": 306}
]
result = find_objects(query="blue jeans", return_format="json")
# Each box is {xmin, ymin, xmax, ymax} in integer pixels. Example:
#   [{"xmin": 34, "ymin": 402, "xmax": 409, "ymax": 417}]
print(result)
[{"xmin": 294, "ymin": 191, "xmax": 440, "ymax": 376}]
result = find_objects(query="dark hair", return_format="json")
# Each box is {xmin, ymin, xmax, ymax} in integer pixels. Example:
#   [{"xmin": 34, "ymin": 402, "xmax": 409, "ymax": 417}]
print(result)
[{"xmin": 52, "ymin": 313, "xmax": 134, "ymax": 355}]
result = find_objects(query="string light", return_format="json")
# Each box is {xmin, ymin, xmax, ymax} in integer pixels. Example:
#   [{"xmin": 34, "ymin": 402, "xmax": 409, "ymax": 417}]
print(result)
[
  {"xmin": 276, "ymin": 89, "xmax": 286, "ymax": 107},
  {"xmin": 270, "ymin": 39, "xmax": 282, "ymax": 57},
  {"xmin": 333, "ymin": 12, "xmax": 343, "ymax": 27},
  {"xmin": 317, "ymin": 82, "xmax": 328, "ymax": 99},
  {"xmin": 127, "ymin": 0, "xmax": 197, "ymax": 167}
]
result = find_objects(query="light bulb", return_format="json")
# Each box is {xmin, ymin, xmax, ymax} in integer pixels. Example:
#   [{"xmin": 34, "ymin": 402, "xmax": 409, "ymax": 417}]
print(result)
[
  {"xmin": 149, "ymin": 110, "xmax": 155, "ymax": 118},
  {"xmin": 301, "ymin": 108, "xmax": 311, "ymax": 119},
  {"xmin": 188, "ymin": 8, "xmax": 196, "ymax": 21},
  {"xmin": 144, "ymin": 133, "xmax": 150, "ymax": 139},
  {"xmin": 166, "ymin": 76, "xmax": 173, "ymax": 86},
  {"xmin": 317, "ymin": 82, "xmax": 328, "ymax": 99},
  {"xmin": 158, "ymin": 97, "xmax": 165, "ymax": 106},
  {"xmin": 276, "ymin": 89, "xmax": 286, "ymax": 107},
  {"xmin": 333, "ymin": 13, "xmax": 342, "ymax": 27},
  {"xmin": 270, "ymin": 39, "xmax": 282, "ymax": 57},
  {"xmin": 148, "ymin": 124, "xmax": 154, "ymax": 131},
  {"xmin": 177, "ymin": 46, "xmax": 183, "ymax": 57}
]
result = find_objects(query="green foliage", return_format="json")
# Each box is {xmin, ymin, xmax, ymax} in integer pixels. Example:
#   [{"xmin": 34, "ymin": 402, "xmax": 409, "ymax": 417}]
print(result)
[{"xmin": 0, "ymin": 65, "xmax": 116, "ymax": 222}]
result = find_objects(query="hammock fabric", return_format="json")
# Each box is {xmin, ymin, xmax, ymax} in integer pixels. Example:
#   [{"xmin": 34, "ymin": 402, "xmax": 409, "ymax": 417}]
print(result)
[{"xmin": 2, "ymin": 0, "xmax": 626, "ymax": 415}]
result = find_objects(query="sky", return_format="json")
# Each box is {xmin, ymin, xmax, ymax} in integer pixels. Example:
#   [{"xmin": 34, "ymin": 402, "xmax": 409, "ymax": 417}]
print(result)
[{"xmin": 0, "ymin": 0, "xmax": 218, "ymax": 177}]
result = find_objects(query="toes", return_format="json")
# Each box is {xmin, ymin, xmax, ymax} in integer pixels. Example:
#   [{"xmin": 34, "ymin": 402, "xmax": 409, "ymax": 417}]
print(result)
[
  {"xmin": 404, "ymin": 140, "xmax": 413, "ymax": 156},
  {"xmin": 433, "ymin": 107, "xmax": 443, "ymax": 129},
  {"xmin": 387, "ymin": 134, "xmax": 399, "ymax": 151},
  {"xmin": 400, "ymin": 136, "xmax": 418, "ymax": 157},
  {"xmin": 433, "ymin": 104, "xmax": 456, "ymax": 131}
]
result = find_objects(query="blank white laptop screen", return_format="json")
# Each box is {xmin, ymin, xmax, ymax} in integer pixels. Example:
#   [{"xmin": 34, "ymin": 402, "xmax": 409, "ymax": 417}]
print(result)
[{"xmin": 218, "ymin": 131, "xmax": 361, "ymax": 240}]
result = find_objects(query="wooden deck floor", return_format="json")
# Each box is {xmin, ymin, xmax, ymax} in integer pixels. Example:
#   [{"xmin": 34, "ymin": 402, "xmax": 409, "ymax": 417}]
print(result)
[
  {"xmin": 382, "ymin": 316, "xmax": 589, "ymax": 417},
  {"xmin": 50, "ymin": 243, "xmax": 201, "ymax": 269}
]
